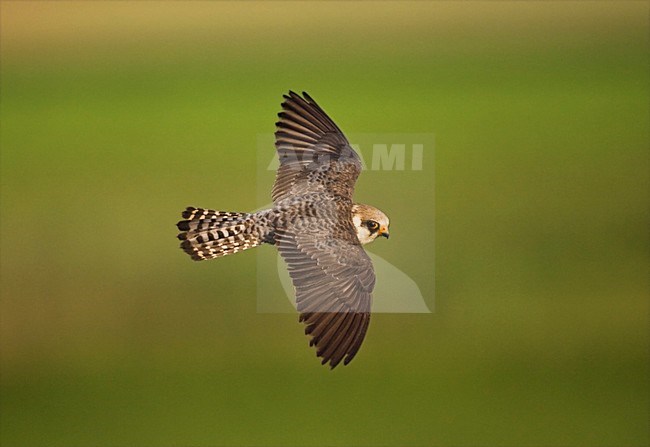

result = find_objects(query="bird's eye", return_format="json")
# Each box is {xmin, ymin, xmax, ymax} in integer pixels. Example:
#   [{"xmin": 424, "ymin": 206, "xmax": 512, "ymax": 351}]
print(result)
[{"xmin": 366, "ymin": 221, "xmax": 379, "ymax": 231}]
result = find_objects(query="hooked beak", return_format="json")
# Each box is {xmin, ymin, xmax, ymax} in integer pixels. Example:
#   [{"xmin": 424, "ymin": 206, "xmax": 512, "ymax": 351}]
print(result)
[{"xmin": 379, "ymin": 227, "xmax": 390, "ymax": 239}]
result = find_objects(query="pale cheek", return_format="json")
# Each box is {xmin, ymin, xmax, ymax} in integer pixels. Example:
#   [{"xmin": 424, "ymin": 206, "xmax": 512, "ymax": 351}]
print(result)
[{"xmin": 355, "ymin": 228, "xmax": 376, "ymax": 245}]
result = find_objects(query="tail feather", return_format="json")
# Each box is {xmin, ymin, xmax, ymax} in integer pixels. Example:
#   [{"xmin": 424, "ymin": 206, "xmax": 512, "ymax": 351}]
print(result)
[{"xmin": 177, "ymin": 207, "xmax": 261, "ymax": 261}]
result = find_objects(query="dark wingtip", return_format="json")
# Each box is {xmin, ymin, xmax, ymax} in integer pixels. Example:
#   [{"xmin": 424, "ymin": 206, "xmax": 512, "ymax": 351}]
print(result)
[
  {"xmin": 177, "ymin": 220, "xmax": 190, "ymax": 231},
  {"xmin": 284, "ymin": 90, "xmax": 299, "ymax": 101}
]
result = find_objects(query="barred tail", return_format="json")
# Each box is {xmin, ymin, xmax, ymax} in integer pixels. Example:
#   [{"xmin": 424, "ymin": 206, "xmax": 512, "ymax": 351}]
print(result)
[{"xmin": 176, "ymin": 207, "xmax": 262, "ymax": 261}]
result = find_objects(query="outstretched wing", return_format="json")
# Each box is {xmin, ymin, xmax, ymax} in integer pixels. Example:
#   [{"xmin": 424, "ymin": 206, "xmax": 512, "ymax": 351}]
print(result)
[
  {"xmin": 273, "ymin": 91, "xmax": 362, "ymax": 202},
  {"xmin": 276, "ymin": 200, "xmax": 375, "ymax": 369}
]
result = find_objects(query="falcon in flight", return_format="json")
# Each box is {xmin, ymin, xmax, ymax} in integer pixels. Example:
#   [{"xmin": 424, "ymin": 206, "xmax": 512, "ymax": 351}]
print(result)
[{"xmin": 176, "ymin": 91, "xmax": 390, "ymax": 368}]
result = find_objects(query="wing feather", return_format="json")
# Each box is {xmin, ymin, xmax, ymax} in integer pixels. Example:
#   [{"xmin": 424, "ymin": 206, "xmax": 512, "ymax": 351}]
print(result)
[
  {"xmin": 272, "ymin": 91, "xmax": 362, "ymax": 202},
  {"xmin": 275, "ymin": 205, "xmax": 375, "ymax": 368},
  {"xmin": 270, "ymin": 93, "xmax": 374, "ymax": 368}
]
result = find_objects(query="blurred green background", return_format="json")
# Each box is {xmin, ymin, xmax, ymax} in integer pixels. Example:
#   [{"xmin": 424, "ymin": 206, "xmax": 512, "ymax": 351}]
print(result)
[{"xmin": 1, "ymin": 2, "xmax": 648, "ymax": 446}]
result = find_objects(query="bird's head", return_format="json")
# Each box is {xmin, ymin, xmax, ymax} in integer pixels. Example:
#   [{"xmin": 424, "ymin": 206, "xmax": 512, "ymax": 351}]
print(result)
[{"xmin": 351, "ymin": 203, "xmax": 390, "ymax": 245}]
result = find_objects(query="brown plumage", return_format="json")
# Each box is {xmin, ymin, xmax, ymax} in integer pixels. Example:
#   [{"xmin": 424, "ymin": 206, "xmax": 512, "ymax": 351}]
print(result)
[{"xmin": 177, "ymin": 91, "xmax": 390, "ymax": 368}]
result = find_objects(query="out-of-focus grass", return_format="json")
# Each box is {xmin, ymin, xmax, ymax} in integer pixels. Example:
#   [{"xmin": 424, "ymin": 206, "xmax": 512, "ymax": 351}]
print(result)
[{"xmin": 1, "ymin": 2, "xmax": 648, "ymax": 446}]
